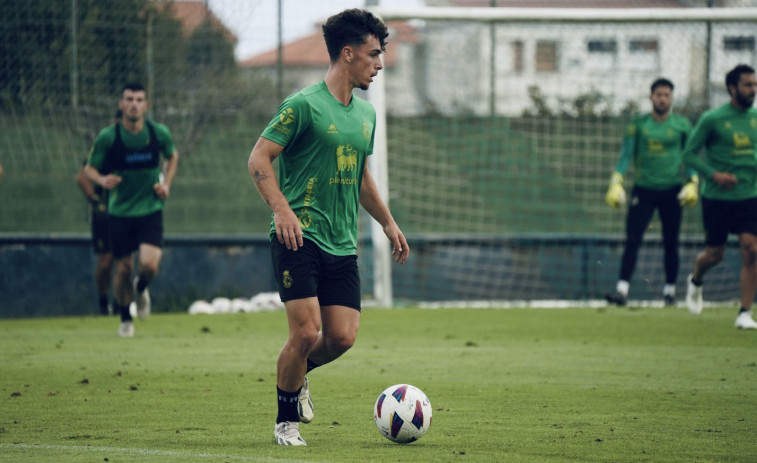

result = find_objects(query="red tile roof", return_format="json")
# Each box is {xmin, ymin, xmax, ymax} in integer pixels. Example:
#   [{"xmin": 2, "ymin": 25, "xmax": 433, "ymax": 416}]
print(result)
[{"xmin": 153, "ymin": 0, "xmax": 236, "ymax": 42}]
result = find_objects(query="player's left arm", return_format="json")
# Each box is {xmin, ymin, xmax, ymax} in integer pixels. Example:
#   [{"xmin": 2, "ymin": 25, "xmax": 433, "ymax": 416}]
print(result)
[
  {"xmin": 154, "ymin": 125, "xmax": 178, "ymax": 200},
  {"xmin": 359, "ymin": 164, "xmax": 409, "ymax": 264},
  {"xmin": 155, "ymin": 150, "xmax": 178, "ymax": 200}
]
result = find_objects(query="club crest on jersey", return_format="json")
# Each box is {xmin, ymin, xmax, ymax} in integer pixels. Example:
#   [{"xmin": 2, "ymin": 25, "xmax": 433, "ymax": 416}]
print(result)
[
  {"xmin": 327, "ymin": 123, "xmax": 339, "ymax": 134},
  {"xmin": 282, "ymin": 270, "xmax": 293, "ymax": 289}
]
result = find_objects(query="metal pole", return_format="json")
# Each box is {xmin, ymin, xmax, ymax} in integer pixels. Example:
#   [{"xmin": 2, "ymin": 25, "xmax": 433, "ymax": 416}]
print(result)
[
  {"xmin": 489, "ymin": 0, "xmax": 496, "ymax": 115},
  {"xmin": 366, "ymin": 0, "xmax": 392, "ymax": 307},
  {"xmin": 276, "ymin": 0, "xmax": 283, "ymax": 102},
  {"xmin": 705, "ymin": 0, "xmax": 713, "ymax": 106},
  {"xmin": 146, "ymin": 10, "xmax": 154, "ymax": 103},
  {"xmin": 70, "ymin": 0, "xmax": 78, "ymax": 107}
]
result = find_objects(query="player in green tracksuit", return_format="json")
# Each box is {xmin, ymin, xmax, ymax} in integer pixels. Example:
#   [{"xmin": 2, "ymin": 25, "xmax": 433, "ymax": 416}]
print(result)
[
  {"xmin": 604, "ymin": 78, "xmax": 696, "ymax": 307},
  {"xmin": 86, "ymin": 83, "xmax": 179, "ymax": 338},
  {"xmin": 248, "ymin": 9, "xmax": 409, "ymax": 446},
  {"xmin": 683, "ymin": 64, "xmax": 757, "ymax": 330}
]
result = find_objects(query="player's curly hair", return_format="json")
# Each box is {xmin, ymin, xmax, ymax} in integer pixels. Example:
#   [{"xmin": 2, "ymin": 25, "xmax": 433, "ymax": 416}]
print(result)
[
  {"xmin": 650, "ymin": 78, "xmax": 674, "ymax": 93},
  {"xmin": 725, "ymin": 64, "xmax": 755, "ymax": 96},
  {"xmin": 322, "ymin": 9, "xmax": 389, "ymax": 62}
]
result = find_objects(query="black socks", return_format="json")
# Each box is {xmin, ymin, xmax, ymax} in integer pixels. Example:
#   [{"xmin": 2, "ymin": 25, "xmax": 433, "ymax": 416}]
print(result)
[{"xmin": 276, "ymin": 386, "xmax": 301, "ymax": 424}]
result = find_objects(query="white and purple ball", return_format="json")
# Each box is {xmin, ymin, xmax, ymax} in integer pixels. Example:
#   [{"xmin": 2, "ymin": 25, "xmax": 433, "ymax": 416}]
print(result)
[{"xmin": 374, "ymin": 384, "xmax": 432, "ymax": 444}]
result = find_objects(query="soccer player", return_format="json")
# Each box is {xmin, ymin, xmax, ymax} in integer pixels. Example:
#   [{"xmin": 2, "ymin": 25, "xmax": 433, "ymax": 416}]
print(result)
[
  {"xmin": 75, "ymin": 109, "xmax": 122, "ymax": 316},
  {"xmin": 248, "ymin": 9, "xmax": 409, "ymax": 446},
  {"xmin": 85, "ymin": 83, "xmax": 179, "ymax": 337},
  {"xmin": 604, "ymin": 78, "xmax": 696, "ymax": 307},
  {"xmin": 683, "ymin": 64, "xmax": 757, "ymax": 330}
]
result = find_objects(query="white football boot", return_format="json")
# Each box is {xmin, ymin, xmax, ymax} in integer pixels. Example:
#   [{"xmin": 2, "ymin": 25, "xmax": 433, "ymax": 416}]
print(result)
[
  {"xmin": 118, "ymin": 321, "xmax": 134, "ymax": 338},
  {"xmin": 133, "ymin": 276, "xmax": 151, "ymax": 320},
  {"xmin": 685, "ymin": 274, "xmax": 703, "ymax": 315},
  {"xmin": 735, "ymin": 311, "xmax": 757, "ymax": 330},
  {"xmin": 274, "ymin": 421, "xmax": 306, "ymax": 446},
  {"xmin": 298, "ymin": 377, "xmax": 314, "ymax": 424}
]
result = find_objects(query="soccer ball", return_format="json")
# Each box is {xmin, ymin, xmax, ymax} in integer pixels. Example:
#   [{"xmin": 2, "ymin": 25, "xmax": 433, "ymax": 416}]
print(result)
[{"xmin": 374, "ymin": 384, "xmax": 432, "ymax": 444}]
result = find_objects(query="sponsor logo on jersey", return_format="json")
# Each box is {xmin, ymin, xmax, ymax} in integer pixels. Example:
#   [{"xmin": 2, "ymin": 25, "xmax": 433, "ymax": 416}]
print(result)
[
  {"xmin": 335, "ymin": 144, "xmax": 358, "ymax": 174},
  {"xmin": 733, "ymin": 132, "xmax": 753, "ymax": 155},
  {"xmin": 327, "ymin": 123, "xmax": 339, "ymax": 134},
  {"xmin": 279, "ymin": 108, "xmax": 295, "ymax": 125}
]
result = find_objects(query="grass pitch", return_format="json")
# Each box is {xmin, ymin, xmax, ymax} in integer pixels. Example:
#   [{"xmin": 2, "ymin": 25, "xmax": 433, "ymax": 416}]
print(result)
[{"xmin": 1, "ymin": 306, "xmax": 756, "ymax": 462}]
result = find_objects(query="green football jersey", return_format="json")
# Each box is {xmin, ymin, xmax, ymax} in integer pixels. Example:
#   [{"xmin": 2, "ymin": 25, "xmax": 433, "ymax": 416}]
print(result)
[
  {"xmin": 88, "ymin": 120, "xmax": 175, "ymax": 217},
  {"xmin": 261, "ymin": 81, "xmax": 376, "ymax": 255},
  {"xmin": 614, "ymin": 113, "xmax": 692, "ymax": 189},
  {"xmin": 683, "ymin": 103, "xmax": 757, "ymax": 200}
]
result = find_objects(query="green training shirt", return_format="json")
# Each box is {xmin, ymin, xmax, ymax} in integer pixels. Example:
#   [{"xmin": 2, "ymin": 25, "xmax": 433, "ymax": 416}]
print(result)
[
  {"xmin": 88, "ymin": 120, "xmax": 175, "ymax": 217},
  {"xmin": 683, "ymin": 103, "xmax": 757, "ymax": 200},
  {"xmin": 261, "ymin": 81, "xmax": 376, "ymax": 256},
  {"xmin": 614, "ymin": 113, "xmax": 692, "ymax": 189}
]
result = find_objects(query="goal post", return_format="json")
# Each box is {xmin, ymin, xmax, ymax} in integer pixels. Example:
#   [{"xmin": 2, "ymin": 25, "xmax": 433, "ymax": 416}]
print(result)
[{"xmin": 366, "ymin": 6, "xmax": 757, "ymax": 307}]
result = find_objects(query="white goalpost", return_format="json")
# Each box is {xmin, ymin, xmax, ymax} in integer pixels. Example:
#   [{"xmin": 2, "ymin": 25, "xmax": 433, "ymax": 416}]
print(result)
[{"xmin": 366, "ymin": 6, "xmax": 757, "ymax": 307}]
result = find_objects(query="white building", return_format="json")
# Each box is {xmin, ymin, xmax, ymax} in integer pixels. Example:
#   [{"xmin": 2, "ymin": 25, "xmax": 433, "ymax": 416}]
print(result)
[{"xmin": 240, "ymin": 0, "xmax": 757, "ymax": 116}]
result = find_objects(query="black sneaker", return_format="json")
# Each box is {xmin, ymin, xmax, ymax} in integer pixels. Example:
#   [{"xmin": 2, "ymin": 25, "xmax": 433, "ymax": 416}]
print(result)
[
  {"xmin": 605, "ymin": 291, "xmax": 627, "ymax": 306},
  {"xmin": 663, "ymin": 295, "xmax": 675, "ymax": 307}
]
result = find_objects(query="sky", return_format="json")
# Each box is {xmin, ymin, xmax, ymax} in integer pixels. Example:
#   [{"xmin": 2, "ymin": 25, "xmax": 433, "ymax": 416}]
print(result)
[{"xmin": 207, "ymin": 0, "xmax": 425, "ymax": 61}]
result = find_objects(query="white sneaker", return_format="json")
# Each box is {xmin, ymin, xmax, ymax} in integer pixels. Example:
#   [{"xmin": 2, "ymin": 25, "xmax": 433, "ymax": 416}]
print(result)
[
  {"xmin": 298, "ymin": 377, "xmax": 314, "ymax": 424},
  {"xmin": 118, "ymin": 321, "xmax": 134, "ymax": 337},
  {"xmin": 686, "ymin": 274, "xmax": 703, "ymax": 315},
  {"xmin": 735, "ymin": 311, "xmax": 757, "ymax": 330},
  {"xmin": 133, "ymin": 277, "xmax": 150, "ymax": 320},
  {"xmin": 274, "ymin": 421, "xmax": 306, "ymax": 446}
]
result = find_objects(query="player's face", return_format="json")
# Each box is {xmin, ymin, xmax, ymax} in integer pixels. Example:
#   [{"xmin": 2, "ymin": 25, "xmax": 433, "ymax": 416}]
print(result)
[
  {"xmin": 119, "ymin": 90, "xmax": 149, "ymax": 122},
  {"xmin": 733, "ymin": 72, "xmax": 757, "ymax": 109},
  {"xmin": 347, "ymin": 35, "xmax": 384, "ymax": 91},
  {"xmin": 649, "ymin": 85, "xmax": 672, "ymax": 115}
]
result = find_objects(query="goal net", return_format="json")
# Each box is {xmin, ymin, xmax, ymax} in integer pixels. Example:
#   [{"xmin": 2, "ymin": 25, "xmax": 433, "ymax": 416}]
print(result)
[{"xmin": 365, "ymin": 5, "xmax": 757, "ymax": 307}]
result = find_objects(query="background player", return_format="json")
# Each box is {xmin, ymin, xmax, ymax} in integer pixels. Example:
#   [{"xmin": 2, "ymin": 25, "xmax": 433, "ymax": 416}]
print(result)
[
  {"xmin": 683, "ymin": 64, "xmax": 757, "ymax": 330},
  {"xmin": 85, "ymin": 83, "xmax": 179, "ymax": 337},
  {"xmin": 605, "ymin": 78, "xmax": 696, "ymax": 306}
]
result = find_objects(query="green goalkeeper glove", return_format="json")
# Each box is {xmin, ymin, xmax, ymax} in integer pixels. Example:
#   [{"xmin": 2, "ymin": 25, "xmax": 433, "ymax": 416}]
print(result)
[
  {"xmin": 677, "ymin": 175, "xmax": 699, "ymax": 207},
  {"xmin": 605, "ymin": 172, "xmax": 626, "ymax": 209}
]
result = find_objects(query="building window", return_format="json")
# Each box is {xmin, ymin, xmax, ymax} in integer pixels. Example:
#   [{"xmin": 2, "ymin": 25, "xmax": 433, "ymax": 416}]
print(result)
[
  {"xmin": 627, "ymin": 38, "xmax": 660, "ymax": 71},
  {"xmin": 535, "ymin": 41, "xmax": 558, "ymax": 72},
  {"xmin": 586, "ymin": 38, "xmax": 617, "ymax": 70},
  {"xmin": 512, "ymin": 41, "xmax": 524, "ymax": 73},
  {"xmin": 724, "ymin": 36, "xmax": 755, "ymax": 51},
  {"xmin": 587, "ymin": 39, "xmax": 617, "ymax": 53},
  {"xmin": 629, "ymin": 39, "xmax": 659, "ymax": 52}
]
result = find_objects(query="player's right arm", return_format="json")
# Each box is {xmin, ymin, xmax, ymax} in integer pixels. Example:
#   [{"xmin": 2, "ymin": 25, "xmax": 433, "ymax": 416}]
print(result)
[
  {"xmin": 605, "ymin": 120, "xmax": 636, "ymax": 208},
  {"xmin": 76, "ymin": 163, "xmax": 98, "ymax": 202},
  {"xmin": 248, "ymin": 137, "xmax": 303, "ymax": 251},
  {"xmin": 84, "ymin": 165, "xmax": 121, "ymax": 190},
  {"xmin": 84, "ymin": 130, "xmax": 122, "ymax": 190}
]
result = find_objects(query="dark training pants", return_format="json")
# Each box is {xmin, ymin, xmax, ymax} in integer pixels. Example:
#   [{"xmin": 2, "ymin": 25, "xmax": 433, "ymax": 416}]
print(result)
[{"xmin": 619, "ymin": 185, "xmax": 683, "ymax": 285}]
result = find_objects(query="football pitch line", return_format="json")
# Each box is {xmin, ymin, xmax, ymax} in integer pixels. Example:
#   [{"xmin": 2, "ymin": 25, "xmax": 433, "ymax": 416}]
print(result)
[{"xmin": 0, "ymin": 443, "xmax": 313, "ymax": 462}]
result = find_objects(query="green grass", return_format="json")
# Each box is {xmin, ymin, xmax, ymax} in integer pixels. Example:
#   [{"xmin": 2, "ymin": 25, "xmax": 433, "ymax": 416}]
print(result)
[{"xmin": 1, "ymin": 307, "xmax": 756, "ymax": 462}]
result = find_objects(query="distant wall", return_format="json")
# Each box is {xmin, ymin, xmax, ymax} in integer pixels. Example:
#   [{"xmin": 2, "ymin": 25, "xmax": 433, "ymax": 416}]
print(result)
[
  {"xmin": 0, "ymin": 234, "xmax": 276, "ymax": 318},
  {"xmin": 0, "ymin": 234, "xmax": 744, "ymax": 318}
]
